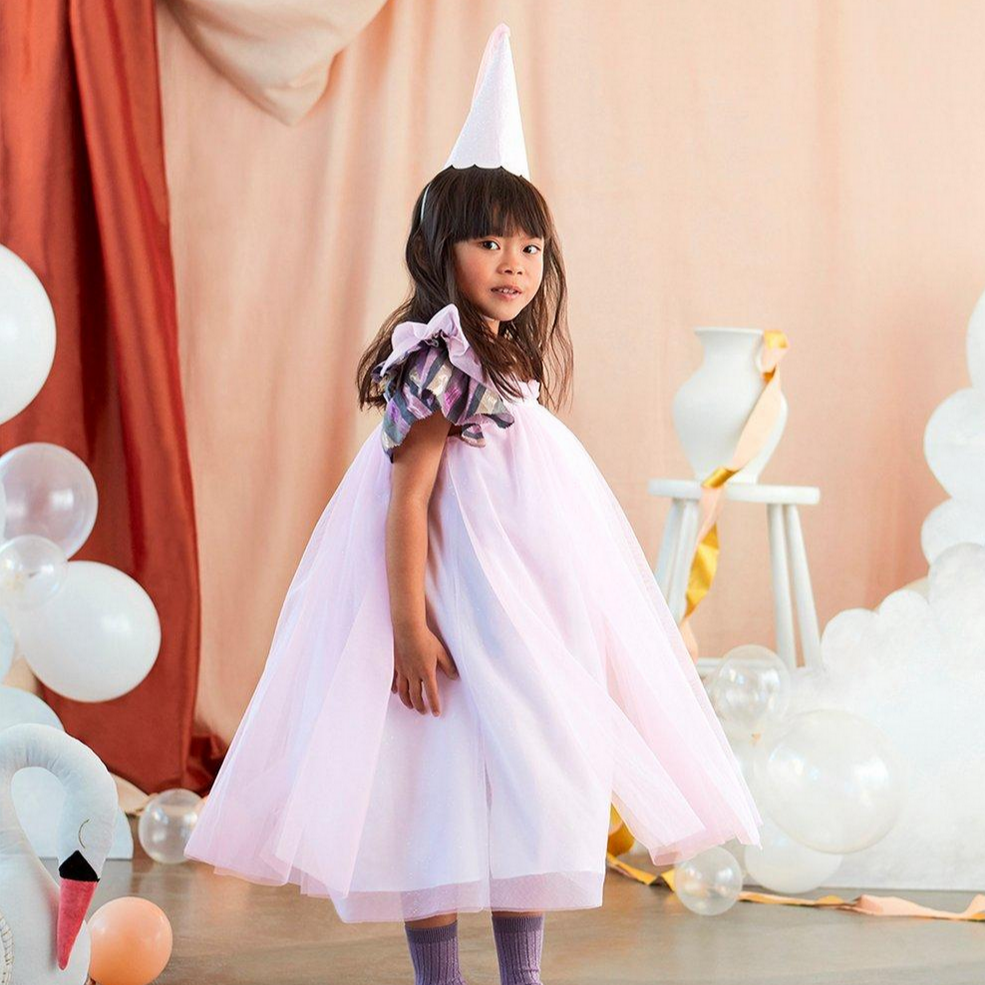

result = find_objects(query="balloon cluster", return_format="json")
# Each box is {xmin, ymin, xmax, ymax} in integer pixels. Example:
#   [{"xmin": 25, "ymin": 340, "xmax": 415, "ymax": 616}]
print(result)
[
  {"xmin": 672, "ymin": 643, "xmax": 906, "ymax": 914},
  {"xmin": 0, "ymin": 245, "xmax": 161, "ymax": 702}
]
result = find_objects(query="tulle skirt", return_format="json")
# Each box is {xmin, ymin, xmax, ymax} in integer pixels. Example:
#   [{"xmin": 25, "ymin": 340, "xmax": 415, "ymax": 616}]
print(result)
[{"xmin": 183, "ymin": 382, "xmax": 762, "ymax": 922}]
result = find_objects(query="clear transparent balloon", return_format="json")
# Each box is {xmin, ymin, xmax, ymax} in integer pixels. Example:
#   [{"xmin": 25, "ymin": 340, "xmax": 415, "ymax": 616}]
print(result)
[
  {"xmin": 138, "ymin": 789, "xmax": 203, "ymax": 864},
  {"xmin": 0, "ymin": 534, "xmax": 67, "ymax": 609},
  {"xmin": 755, "ymin": 709, "xmax": 905, "ymax": 854},
  {"xmin": 673, "ymin": 847, "xmax": 744, "ymax": 916},
  {"xmin": 708, "ymin": 644, "xmax": 790, "ymax": 733},
  {"xmin": 0, "ymin": 443, "xmax": 98, "ymax": 558}
]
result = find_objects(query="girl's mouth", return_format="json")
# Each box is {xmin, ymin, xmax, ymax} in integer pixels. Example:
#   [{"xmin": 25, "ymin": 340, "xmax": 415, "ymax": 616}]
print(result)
[{"xmin": 492, "ymin": 287, "xmax": 521, "ymax": 298}]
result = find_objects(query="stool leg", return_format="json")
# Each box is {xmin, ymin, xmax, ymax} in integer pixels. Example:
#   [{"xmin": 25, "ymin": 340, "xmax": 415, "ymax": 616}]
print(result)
[
  {"xmin": 668, "ymin": 499, "xmax": 701, "ymax": 622},
  {"xmin": 654, "ymin": 499, "xmax": 684, "ymax": 596},
  {"xmin": 784, "ymin": 504, "xmax": 822, "ymax": 668},
  {"xmin": 767, "ymin": 503, "xmax": 797, "ymax": 669}
]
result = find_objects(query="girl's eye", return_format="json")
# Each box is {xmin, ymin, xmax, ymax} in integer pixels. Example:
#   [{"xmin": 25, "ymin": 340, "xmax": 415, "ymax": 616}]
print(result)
[{"xmin": 478, "ymin": 241, "xmax": 543, "ymax": 254}]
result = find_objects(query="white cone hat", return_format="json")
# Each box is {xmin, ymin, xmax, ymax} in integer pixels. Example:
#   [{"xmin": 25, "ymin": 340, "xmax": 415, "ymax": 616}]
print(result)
[{"xmin": 420, "ymin": 23, "xmax": 530, "ymax": 219}]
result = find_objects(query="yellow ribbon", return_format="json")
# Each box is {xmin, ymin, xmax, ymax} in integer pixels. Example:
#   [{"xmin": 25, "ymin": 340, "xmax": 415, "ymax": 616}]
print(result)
[{"xmin": 677, "ymin": 330, "xmax": 789, "ymax": 660}]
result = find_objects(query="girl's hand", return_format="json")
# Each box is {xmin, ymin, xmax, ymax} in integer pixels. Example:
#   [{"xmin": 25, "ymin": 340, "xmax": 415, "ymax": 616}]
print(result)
[{"xmin": 391, "ymin": 625, "xmax": 459, "ymax": 716}]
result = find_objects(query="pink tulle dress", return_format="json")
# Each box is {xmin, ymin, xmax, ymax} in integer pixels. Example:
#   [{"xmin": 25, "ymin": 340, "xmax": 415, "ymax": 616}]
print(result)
[{"xmin": 183, "ymin": 303, "xmax": 762, "ymax": 923}]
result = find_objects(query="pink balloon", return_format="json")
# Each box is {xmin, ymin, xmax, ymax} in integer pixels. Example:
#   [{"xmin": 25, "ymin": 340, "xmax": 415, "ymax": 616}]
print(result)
[{"xmin": 87, "ymin": 897, "xmax": 173, "ymax": 985}]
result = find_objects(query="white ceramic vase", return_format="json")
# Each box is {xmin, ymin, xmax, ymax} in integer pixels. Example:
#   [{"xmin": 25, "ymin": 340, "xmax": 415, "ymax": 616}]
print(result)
[{"xmin": 672, "ymin": 327, "xmax": 788, "ymax": 484}]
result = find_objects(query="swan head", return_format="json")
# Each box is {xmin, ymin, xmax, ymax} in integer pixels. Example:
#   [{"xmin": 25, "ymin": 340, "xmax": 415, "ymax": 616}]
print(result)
[
  {"xmin": 51, "ymin": 727, "xmax": 117, "ymax": 969},
  {"xmin": 0, "ymin": 723, "xmax": 118, "ymax": 970}
]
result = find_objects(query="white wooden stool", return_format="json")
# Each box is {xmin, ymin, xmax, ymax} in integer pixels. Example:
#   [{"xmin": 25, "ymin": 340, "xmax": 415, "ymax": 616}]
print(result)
[{"xmin": 647, "ymin": 478, "xmax": 822, "ymax": 673}]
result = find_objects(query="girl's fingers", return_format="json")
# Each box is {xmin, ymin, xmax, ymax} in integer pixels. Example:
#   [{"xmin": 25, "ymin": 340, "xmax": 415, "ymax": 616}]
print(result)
[
  {"xmin": 397, "ymin": 674, "xmax": 412, "ymax": 710},
  {"xmin": 409, "ymin": 676, "xmax": 427, "ymax": 715},
  {"xmin": 424, "ymin": 673, "xmax": 441, "ymax": 717},
  {"xmin": 436, "ymin": 648, "xmax": 459, "ymax": 679}
]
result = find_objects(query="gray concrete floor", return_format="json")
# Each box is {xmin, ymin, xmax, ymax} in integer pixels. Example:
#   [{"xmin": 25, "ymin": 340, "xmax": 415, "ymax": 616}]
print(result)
[{"xmin": 76, "ymin": 856, "xmax": 985, "ymax": 984}]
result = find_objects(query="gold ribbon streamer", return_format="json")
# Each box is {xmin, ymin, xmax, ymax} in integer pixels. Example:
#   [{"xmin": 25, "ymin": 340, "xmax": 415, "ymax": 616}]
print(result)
[
  {"xmin": 677, "ymin": 330, "xmax": 790, "ymax": 661},
  {"xmin": 604, "ymin": 855, "xmax": 985, "ymax": 921},
  {"xmin": 606, "ymin": 805, "xmax": 636, "ymax": 857}
]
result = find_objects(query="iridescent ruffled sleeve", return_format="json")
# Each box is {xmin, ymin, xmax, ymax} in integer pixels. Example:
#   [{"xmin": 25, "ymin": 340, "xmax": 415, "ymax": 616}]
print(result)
[{"xmin": 372, "ymin": 332, "xmax": 515, "ymax": 462}]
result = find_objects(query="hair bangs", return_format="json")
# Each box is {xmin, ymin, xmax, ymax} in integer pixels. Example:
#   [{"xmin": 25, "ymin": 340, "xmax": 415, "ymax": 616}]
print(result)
[{"xmin": 450, "ymin": 168, "xmax": 550, "ymax": 244}]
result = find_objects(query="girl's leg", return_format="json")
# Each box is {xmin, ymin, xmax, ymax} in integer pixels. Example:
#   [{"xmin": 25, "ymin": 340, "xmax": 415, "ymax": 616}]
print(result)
[
  {"xmin": 490, "ymin": 910, "xmax": 545, "ymax": 985},
  {"xmin": 404, "ymin": 912, "xmax": 467, "ymax": 985},
  {"xmin": 406, "ymin": 913, "xmax": 459, "ymax": 929}
]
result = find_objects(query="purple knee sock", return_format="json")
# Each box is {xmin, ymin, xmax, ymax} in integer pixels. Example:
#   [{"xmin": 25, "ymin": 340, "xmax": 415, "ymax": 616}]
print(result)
[
  {"xmin": 491, "ymin": 914, "xmax": 545, "ymax": 985},
  {"xmin": 404, "ymin": 919, "xmax": 467, "ymax": 985}
]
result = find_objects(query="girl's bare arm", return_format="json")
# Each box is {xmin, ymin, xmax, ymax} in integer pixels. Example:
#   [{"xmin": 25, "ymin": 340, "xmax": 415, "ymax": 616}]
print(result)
[{"xmin": 387, "ymin": 411, "xmax": 460, "ymax": 716}]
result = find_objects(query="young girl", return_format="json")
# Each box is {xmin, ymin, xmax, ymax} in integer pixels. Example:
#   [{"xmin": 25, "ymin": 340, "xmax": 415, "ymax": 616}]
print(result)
[{"xmin": 184, "ymin": 24, "xmax": 761, "ymax": 985}]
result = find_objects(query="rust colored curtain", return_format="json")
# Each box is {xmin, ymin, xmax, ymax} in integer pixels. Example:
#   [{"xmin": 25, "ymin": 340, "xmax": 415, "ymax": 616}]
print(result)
[{"xmin": 0, "ymin": 0, "xmax": 216, "ymax": 792}]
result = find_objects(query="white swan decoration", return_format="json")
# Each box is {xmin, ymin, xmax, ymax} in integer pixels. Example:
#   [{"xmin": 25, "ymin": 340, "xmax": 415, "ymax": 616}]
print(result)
[{"xmin": 0, "ymin": 723, "xmax": 117, "ymax": 984}]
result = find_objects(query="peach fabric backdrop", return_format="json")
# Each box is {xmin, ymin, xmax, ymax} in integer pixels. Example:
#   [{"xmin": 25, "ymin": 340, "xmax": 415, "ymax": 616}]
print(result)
[{"xmin": 157, "ymin": 0, "xmax": 985, "ymax": 746}]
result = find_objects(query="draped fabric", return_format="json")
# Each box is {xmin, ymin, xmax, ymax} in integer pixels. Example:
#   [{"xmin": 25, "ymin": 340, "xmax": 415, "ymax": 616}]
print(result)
[
  {"xmin": 165, "ymin": 0, "xmax": 388, "ymax": 124},
  {"xmin": 0, "ymin": 0, "xmax": 212, "ymax": 791}
]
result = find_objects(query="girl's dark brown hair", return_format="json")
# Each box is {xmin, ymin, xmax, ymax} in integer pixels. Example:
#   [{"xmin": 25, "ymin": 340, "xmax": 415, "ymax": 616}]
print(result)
[{"xmin": 356, "ymin": 165, "xmax": 572, "ymax": 411}]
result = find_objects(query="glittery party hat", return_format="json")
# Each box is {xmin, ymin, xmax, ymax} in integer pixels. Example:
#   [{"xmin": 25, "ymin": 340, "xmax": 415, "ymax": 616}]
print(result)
[{"xmin": 420, "ymin": 23, "xmax": 530, "ymax": 219}]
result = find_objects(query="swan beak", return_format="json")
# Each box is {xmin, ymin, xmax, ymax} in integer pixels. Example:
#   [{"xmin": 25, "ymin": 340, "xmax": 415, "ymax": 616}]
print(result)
[{"xmin": 57, "ymin": 876, "xmax": 98, "ymax": 970}]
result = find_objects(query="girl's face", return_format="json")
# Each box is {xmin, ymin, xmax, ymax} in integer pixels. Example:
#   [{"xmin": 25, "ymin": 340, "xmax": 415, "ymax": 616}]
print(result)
[{"xmin": 451, "ymin": 230, "xmax": 545, "ymax": 333}]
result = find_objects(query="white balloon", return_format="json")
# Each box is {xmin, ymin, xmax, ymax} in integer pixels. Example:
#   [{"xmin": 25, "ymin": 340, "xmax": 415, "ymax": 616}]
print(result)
[
  {"xmin": 0, "ymin": 245, "xmax": 56, "ymax": 425},
  {"xmin": 743, "ymin": 816, "xmax": 842, "ymax": 894},
  {"xmin": 0, "ymin": 535, "xmax": 67, "ymax": 609},
  {"xmin": 673, "ymin": 847, "xmax": 744, "ymax": 916},
  {"xmin": 924, "ymin": 389, "xmax": 985, "ymax": 507},
  {"xmin": 756, "ymin": 709, "xmax": 906, "ymax": 854},
  {"xmin": 16, "ymin": 561, "xmax": 161, "ymax": 702},
  {"xmin": 0, "ymin": 443, "xmax": 98, "ymax": 558},
  {"xmin": 921, "ymin": 498, "xmax": 985, "ymax": 564},
  {"xmin": 723, "ymin": 729, "xmax": 766, "ymax": 800}
]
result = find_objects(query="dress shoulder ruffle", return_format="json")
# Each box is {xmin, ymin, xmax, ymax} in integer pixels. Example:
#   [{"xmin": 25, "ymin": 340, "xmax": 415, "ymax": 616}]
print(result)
[{"xmin": 371, "ymin": 304, "xmax": 515, "ymax": 461}]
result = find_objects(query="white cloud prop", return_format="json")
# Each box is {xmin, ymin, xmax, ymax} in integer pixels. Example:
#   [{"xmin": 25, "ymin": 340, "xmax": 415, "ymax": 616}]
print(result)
[
  {"xmin": 968, "ymin": 287, "xmax": 985, "ymax": 388},
  {"xmin": 921, "ymin": 498, "xmax": 985, "ymax": 565},
  {"xmin": 921, "ymin": 291, "xmax": 985, "ymax": 560},
  {"xmin": 924, "ymin": 389, "xmax": 985, "ymax": 506},
  {"xmin": 786, "ymin": 543, "xmax": 985, "ymax": 890}
]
